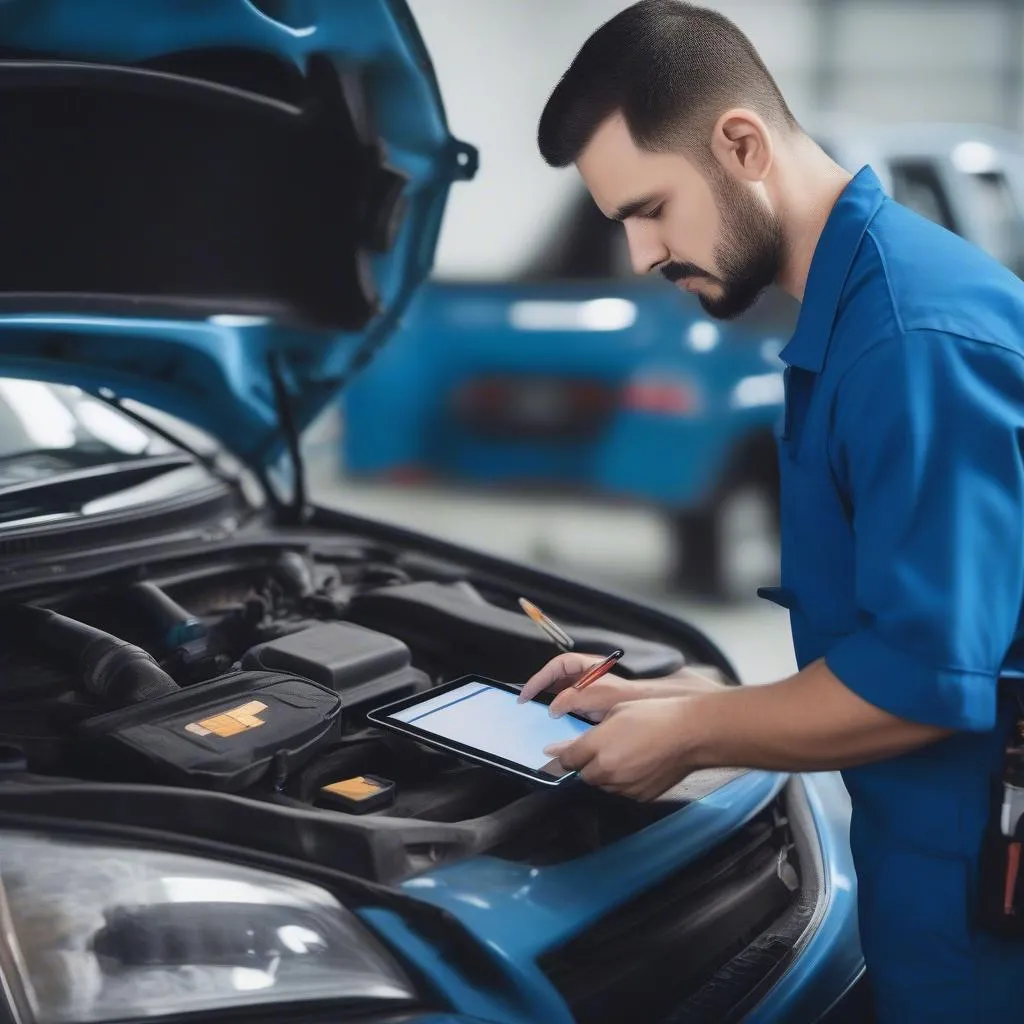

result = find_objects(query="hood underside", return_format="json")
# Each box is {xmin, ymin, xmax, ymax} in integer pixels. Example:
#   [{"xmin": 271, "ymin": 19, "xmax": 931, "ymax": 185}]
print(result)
[{"xmin": 0, "ymin": 0, "xmax": 476, "ymax": 469}]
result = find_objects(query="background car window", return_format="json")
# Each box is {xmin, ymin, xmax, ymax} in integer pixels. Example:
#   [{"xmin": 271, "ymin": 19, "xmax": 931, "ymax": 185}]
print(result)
[
  {"xmin": 960, "ymin": 170, "xmax": 1024, "ymax": 276},
  {"xmin": 888, "ymin": 159, "xmax": 959, "ymax": 231}
]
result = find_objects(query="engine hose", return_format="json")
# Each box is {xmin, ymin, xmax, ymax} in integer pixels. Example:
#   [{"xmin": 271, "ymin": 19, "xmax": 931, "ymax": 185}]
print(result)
[
  {"xmin": 18, "ymin": 605, "xmax": 180, "ymax": 706},
  {"xmin": 126, "ymin": 581, "xmax": 206, "ymax": 650},
  {"xmin": 272, "ymin": 551, "xmax": 316, "ymax": 599}
]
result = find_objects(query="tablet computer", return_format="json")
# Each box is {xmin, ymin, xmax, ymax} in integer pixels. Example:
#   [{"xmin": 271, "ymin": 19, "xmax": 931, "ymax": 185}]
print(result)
[{"xmin": 366, "ymin": 675, "xmax": 592, "ymax": 785}]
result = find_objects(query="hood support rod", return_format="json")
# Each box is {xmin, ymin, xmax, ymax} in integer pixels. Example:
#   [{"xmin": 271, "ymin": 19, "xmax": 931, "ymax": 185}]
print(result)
[{"xmin": 268, "ymin": 351, "xmax": 309, "ymax": 526}]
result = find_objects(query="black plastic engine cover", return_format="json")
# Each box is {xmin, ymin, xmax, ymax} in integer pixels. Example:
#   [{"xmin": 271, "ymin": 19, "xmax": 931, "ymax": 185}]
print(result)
[
  {"xmin": 242, "ymin": 622, "xmax": 429, "ymax": 717},
  {"xmin": 77, "ymin": 670, "xmax": 342, "ymax": 792},
  {"xmin": 346, "ymin": 582, "xmax": 686, "ymax": 683}
]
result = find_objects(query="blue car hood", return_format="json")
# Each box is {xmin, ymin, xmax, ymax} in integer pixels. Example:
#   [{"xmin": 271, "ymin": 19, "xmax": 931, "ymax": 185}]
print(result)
[{"xmin": 0, "ymin": 0, "xmax": 475, "ymax": 472}]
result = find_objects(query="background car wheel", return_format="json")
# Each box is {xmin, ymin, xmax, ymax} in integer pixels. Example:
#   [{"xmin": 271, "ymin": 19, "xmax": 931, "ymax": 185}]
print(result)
[{"xmin": 670, "ymin": 478, "xmax": 780, "ymax": 602}]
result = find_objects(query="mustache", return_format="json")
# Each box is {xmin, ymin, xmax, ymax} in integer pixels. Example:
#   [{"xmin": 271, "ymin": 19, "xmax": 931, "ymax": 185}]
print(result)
[{"xmin": 660, "ymin": 261, "xmax": 716, "ymax": 284}]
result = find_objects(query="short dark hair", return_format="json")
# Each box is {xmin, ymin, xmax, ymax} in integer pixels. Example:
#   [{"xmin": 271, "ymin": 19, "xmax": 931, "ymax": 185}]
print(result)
[{"xmin": 538, "ymin": 0, "xmax": 798, "ymax": 168}]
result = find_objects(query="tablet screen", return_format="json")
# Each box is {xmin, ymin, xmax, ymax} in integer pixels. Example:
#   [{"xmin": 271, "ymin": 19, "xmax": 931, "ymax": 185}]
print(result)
[{"xmin": 388, "ymin": 680, "xmax": 591, "ymax": 776}]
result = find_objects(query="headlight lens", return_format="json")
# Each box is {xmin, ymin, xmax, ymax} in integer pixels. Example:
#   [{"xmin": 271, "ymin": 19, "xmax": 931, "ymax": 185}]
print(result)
[{"xmin": 0, "ymin": 831, "xmax": 417, "ymax": 1023}]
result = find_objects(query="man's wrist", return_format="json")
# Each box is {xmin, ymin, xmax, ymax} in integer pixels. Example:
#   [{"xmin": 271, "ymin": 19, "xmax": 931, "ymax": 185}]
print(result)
[{"xmin": 675, "ymin": 691, "xmax": 727, "ymax": 771}]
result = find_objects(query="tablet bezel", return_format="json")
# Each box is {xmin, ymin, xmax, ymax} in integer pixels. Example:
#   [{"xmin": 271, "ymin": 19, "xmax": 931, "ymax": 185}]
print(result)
[{"xmin": 366, "ymin": 674, "xmax": 590, "ymax": 786}]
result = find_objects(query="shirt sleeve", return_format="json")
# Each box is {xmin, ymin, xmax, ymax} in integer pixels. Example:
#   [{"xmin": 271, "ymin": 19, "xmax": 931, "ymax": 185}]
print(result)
[{"xmin": 825, "ymin": 330, "xmax": 1024, "ymax": 731}]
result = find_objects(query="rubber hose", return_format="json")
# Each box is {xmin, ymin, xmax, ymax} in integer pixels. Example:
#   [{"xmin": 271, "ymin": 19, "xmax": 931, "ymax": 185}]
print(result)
[
  {"xmin": 272, "ymin": 551, "xmax": 316, "ymax": 598},
  {"xmin": 127, "ymin": 581, "xmax": 206, "ymax": 649},
  {"xmin": 19, "ymin": 606, "xmax": 180, "ymax": 706}
]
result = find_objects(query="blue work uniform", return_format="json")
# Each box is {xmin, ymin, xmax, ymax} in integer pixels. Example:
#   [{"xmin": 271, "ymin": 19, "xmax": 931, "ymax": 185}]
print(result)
[{"xmin": 761, "ymin": 167, "xmax": 1024, "ymax": 1021}]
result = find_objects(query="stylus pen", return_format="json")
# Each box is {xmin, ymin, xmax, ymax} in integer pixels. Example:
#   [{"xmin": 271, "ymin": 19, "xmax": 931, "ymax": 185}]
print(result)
[
  {"xmin": 573, "ymin": 649, "xmax": 625, "ymax": 690},
  {"xmin": 518, "ymin": 597, "xmax": 575, "ymax": 652}
]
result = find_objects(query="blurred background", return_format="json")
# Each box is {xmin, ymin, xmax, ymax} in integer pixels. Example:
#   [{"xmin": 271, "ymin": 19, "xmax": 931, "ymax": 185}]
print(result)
[{"xmin": 305, "ymin": 0, "xmax": 1024, "ymax": 684}]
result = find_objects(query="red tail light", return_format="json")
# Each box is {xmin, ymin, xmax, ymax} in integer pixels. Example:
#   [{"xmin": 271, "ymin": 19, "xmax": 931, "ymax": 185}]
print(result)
[
  {"xmin": 621, "ymin": 379, "xmax": 700, "ymax": 415},
  {"xmin": 382, "ymin": 464, "xmax": 431, "ymax": 484}
]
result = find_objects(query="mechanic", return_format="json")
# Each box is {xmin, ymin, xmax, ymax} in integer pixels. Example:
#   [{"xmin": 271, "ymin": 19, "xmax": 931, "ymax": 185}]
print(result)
[{"xmin": 517, "ymin": 1, "xmax": 1024, "ymax": 1020}]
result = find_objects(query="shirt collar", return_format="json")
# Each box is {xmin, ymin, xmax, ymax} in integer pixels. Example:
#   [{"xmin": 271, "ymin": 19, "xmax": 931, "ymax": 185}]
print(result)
[{"xmin": 779, "ymin": 165, "xmax": 887, "ymax": 373}]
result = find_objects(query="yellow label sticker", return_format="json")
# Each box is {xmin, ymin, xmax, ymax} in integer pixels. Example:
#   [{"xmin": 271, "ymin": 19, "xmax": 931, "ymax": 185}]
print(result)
[
  {"xmin": 185, "ymin": 700, "xmax": 268, "ymax": 739},
  {"xmin": 322, "ymin": 776, "xmax": 385, "ymax": 801}
]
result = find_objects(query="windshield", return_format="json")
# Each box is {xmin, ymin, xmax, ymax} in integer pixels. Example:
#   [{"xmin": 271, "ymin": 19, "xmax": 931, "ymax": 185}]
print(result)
[
  {"xmin": 0, "ymin": 378, "xmax": 257, "ymax": 529},
  {"xmin": 0, "ymin": 379, "xmax": 180, "ymax": 486}
]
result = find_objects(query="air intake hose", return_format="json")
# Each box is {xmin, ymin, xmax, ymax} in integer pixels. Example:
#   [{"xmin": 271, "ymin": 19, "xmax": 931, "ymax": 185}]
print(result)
[
  {"xmin": 126, "ymin": 581, "xmax": 206, "ymax": 651},
  {"xmin": 18, "ymin": 606, "xmax": 180, "ymax": 706}
]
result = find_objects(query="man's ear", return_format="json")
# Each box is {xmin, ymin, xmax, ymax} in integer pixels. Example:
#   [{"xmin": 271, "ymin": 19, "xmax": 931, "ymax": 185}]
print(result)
[{"xmin": 710, "ymin": 108, "xmax": 773, "ymax": 183}]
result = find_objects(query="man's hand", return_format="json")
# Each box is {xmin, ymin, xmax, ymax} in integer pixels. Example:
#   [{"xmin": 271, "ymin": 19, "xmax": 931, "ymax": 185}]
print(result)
[
  {"xmin": 517, "ymin": 651, "xmax": 609, "ymax": 702},
  {"xmin": 545, "ymin": 676, "xmax": 703, "ymax": 722},
  {"xmin": 537, "ymin": 659, "xmax": 954, "ymax": 801},
  {"xmin": 519, "ymin": 652, "xmax": 728, "ymax": 721},
  {"xmin": 543, "ymin": 696, "xmax": 699, "ymax": 801}
]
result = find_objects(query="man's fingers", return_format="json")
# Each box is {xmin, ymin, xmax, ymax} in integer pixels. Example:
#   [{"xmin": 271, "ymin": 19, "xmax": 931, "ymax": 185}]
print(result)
[
  {"xmin": 543, "ymin": 729, "xmax": 598, "ymax": 771},
  {"xmin": 543, "ymin": 740, "xmax": 571, "ymax": 758},
  {"xmin": 518, "ymin": 652, "xmax": 604, "ymax": 703},
  {"xmin": 548, "ymin": 678, "xmax": 628, "ymax": 719},
  {"xmin": 548, "ymin": 677, "xmax": 693, "ymax": 719}
]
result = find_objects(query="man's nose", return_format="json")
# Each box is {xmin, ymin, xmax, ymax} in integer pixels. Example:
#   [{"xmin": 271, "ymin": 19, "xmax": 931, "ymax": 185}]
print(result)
[{"xmin": 624, "ymin": 220, "xmax": 669, "ymax": 276}]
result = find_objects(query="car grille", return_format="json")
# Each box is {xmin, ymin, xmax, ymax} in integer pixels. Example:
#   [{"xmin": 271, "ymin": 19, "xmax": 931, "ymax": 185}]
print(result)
[{"xmin": 538, "ymin": 801, "xmax": 801, "ymax": 1024}]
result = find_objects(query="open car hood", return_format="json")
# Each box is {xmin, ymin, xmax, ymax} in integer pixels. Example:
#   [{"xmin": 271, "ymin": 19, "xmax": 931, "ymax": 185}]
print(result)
[{"xmin": 0, "ymin": 0, "xmax": 476, "ymax": 471}]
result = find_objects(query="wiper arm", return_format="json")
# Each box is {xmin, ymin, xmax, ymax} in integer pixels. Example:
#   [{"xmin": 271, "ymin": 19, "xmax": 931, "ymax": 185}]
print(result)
[
  {"xmin": 90, "ymin": 390, "xmax": 243, "ymax": 492},
  {"xmin": 0, "ymin": 445, "xmax": 139, "ymax": 471},
  {"xmin": 0, "ymin": 454, "xmax": 196, "ymax": 518}
]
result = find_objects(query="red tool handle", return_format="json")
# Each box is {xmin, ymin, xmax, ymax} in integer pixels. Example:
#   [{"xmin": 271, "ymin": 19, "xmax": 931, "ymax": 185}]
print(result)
[{"xmin": 1004, "ymin": 841, "xmax": 1021, "ymax": 916}]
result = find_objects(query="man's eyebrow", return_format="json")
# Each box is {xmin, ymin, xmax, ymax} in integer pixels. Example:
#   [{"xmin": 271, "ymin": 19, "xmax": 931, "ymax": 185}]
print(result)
[{"xmin": 610, "ymin": 194, "xmax": 661, "ymax": 222}]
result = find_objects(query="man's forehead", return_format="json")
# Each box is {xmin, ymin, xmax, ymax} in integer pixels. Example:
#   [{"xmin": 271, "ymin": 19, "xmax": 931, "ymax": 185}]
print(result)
[
  {"xmin": 575, "ymin": 115, "xmax": 642, "ymax": 209},
  {"xmin": 576, "ymin": 115, "xmax": 699, "ymax": 218}
]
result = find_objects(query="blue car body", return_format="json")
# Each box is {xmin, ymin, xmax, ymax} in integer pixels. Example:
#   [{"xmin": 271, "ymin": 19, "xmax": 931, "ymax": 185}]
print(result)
[
  {"xmin": 344, "ymin": 279, "xmax": 787, "ymax": 509},
  {"xmin": 344, "ymin": 273, "xmax": 789, "ymax": 513},
  {"xmin": 384, "ymin": 770, "xmax": 862, "ymax": 1024},
  {"xmin": 0, "ymin": 2, "xmax": 862, "ymax": 1021}
]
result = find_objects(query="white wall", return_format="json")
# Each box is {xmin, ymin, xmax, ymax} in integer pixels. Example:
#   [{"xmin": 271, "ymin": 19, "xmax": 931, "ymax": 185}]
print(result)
[
  {"xmin": 408, "ymin": 0, "xmax": 1021, "ymax": 280},
  {"xmin": 409, "ymin": 0, "xmax": 816, "ymax": 279},
  {"xmin": 825, "ymin": 1, "xmax": 1012, "ymax": 127}
]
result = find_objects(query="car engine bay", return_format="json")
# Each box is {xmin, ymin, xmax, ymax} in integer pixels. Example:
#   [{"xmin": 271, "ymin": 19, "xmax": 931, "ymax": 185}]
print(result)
[{"xmin": 0, "ymin": 537, "xmax": 724, "ymax": 884}]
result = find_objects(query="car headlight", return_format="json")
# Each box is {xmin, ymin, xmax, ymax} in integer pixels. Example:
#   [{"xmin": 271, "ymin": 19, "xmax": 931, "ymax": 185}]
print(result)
[{"xmin": 0, "ymin": 831, "xmax": 417, "ymax": 1023}]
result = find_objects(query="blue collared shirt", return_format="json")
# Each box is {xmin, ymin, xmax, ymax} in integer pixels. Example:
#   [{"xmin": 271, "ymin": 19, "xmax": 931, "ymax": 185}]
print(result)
[{"xmin": 762, "ymin": 166, "xmax": 1024, "ymax": 1018}]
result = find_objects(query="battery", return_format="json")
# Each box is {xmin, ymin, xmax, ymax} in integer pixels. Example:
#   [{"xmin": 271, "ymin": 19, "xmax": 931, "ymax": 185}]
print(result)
[{"xmin": 315, "ymin": 774, "xmax": 396, "ymax": 814}]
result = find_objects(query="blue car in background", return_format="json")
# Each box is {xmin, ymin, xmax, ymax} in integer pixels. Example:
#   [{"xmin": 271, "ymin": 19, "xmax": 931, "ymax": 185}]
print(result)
[
  {"xmin": 0, "ymin": 2, "xmax": 865, "ymax": 1022},
  {"xmin": 344, "ymin": 193, "xmax": 795, "ymax": 602}
]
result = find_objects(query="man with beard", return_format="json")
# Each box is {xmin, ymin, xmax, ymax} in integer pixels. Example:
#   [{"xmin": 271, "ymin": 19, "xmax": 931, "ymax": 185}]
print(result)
[{"xmin": 517, "ymin": 1, "xmax": 1024, "ymax": 1020}]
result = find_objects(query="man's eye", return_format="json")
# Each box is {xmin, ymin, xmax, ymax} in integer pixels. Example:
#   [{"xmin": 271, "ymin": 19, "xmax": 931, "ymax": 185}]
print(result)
[{"xmin": 641, "ymin": 205, "xmax": 664, "ymax": 220}]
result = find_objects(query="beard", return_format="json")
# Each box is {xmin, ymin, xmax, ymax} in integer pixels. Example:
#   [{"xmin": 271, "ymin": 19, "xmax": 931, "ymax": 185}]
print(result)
[{"xmin": 661, "ymin": 175, "xmax": 785, "ymax": 320}]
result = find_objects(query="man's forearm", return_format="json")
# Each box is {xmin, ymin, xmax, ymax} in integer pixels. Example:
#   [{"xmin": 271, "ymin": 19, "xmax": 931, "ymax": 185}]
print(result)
[{"xmin": 691, "ymin": 659, "xmax": 952, "ymax": 772}]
